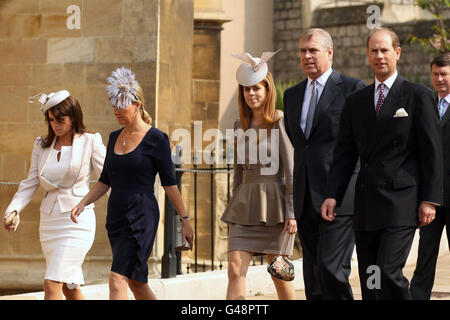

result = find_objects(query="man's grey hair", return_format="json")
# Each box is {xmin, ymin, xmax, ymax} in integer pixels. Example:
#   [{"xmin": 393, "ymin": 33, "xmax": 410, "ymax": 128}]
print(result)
[{"xmin": 299, "ymin": 28, "xmax": 333, "ymax": 49}]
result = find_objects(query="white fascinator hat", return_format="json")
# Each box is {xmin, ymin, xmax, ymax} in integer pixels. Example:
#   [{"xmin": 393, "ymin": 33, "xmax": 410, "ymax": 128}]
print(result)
[
  {"xmin": 232, "ymin": 49, "xmax": 281, "ymax": 86},
  {"xmin": 29, "ymin": 90, "xmax": 71, "ymax": 114}
]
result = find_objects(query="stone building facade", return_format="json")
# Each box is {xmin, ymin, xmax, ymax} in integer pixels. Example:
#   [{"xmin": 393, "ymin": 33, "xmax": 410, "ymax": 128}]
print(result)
[
  {"xmin": 0, "ymin": 0, "xmax": 447, "ymax": 294},
  {"xmin": 0, "ymin": 0, "xmax": 193, "ymax": 292},
  {"xmin": 273, "ymin": 0, "xmax": 445, "ymax": 86}
]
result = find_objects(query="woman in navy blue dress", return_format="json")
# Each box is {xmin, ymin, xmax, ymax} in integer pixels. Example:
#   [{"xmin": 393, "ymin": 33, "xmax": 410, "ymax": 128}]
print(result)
[{"xmin": 71, "ymin": 67, "xmax": 193, "ymax": 300}]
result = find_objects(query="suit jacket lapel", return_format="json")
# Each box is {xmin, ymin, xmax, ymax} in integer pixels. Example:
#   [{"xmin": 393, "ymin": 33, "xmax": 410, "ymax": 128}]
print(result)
[
  {"xmin": 440, "ymin": 98, "xmax": 450, "ymax": 127},
  {"xmin": 39, "ymin": 137, "xmax": 56, "ymax": 176},
  {"xmin": 368, "ymin": 76, "xmax": 405, "ymax": 157},
  {"xmin": 59, "ymin": 133, "xmax": 84, "ymax": 188},
  {"xmin": 377, "ymin": 76, "xmax": 404, "ymax": 121},
  {"xmin": 294, "ymin": 80, "xmax": 307, "ymax": 138},
  {"xmin": 309, "ymin": 70, "xmax": 341, "ymax": 139},
  {"xmin": 358, "ymin": 84, "xmax": 377, "ymax": 159}
]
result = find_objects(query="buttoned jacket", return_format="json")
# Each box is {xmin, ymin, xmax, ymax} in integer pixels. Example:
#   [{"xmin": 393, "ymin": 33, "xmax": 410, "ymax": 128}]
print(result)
[
  {"xmin": 326, "ymin": 76, "xmax": 443, "ymax": 230},
  {"xmin": 5, "ymin": 132, "xmax": 106, "ymax": 215}
]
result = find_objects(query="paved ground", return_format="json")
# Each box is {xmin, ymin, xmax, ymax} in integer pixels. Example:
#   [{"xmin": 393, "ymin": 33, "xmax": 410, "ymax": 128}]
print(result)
[{"xmin": 247, "ymin": 251, "xmax": 450, "ymax": 300}]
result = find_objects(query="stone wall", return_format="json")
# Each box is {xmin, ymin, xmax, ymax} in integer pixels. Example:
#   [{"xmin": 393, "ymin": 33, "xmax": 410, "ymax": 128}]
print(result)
[
  {"xmin": 273, "ymin": 0, "xmax": 303, "ymax": 83},
  {"xmin": 311, "ymin": 4, "xmax": 439, "ymax": 86},
  {"xmin": 273, "ymin": 2, "xmax": 442, "ymax": 87},
  {"xmin": 0, "ymin": 0, "xmax": 195, "ymax": 292}
]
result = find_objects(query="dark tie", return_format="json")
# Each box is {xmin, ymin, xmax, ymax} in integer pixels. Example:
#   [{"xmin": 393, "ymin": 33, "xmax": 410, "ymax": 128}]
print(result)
[
  {"xmin": 305, "ymin": 80, "xmax": 317, "ymax": 139},
  {"xmin": 375, "ymin": 83, "xmax": 385, "ymax": 116}
]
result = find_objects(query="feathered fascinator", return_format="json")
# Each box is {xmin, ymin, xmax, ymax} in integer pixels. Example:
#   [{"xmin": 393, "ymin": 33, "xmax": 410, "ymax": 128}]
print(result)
[
  {"xmin": 232, "ymin": 49, "xmax": 281, "ymax": 86},
  {"xmin": 106, "ymin": 67, "xmax": 139, "ymax": 109}
]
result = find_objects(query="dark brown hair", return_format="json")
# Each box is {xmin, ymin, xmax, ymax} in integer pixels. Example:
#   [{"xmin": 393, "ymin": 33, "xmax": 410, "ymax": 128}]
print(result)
[
  {"xmin": 41, "ymin": 96, "xmax": 87, "ymax": 148},
  {"xmin": 431, "ymin": 53, "xmax": 450, "ymax": 68}
]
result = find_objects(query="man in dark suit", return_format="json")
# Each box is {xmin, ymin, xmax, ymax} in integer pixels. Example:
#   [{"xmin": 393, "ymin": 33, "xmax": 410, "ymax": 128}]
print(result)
[
  {"xmin": 283, "ymin": 28, "xmax": 366, "ymax": 300},
  {"xmin": 322, "ymin": 28, "xmax": 443, "ymax": 300},
  {"xmin": 410, "ymin": 53, "xmax": 450, "ymax": 300}
]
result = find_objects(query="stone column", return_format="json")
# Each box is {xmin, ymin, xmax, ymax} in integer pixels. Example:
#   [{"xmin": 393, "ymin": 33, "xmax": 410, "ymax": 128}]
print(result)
[
  {"xmin": 151, "ymin": 0, "xmax": 194, "ymax": 277},
  {"xmin": 187, "ymin": 0, "xmax": 231, "ymax": 269}
]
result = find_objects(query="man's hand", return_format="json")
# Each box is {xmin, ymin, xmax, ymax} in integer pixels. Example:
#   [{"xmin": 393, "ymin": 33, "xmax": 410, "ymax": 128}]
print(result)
[
  {"xmin": 419, "ymin": 202, "xmax": 436, "ymax": 226},
  {"xmin": 321, "ymin": 198, "xmax": 337, "ymax": 222}
]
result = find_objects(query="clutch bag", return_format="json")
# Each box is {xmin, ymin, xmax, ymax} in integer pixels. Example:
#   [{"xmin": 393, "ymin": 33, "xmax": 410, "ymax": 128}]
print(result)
[
  {"xmin": 267, "ymin": 255, "xmax": 295, "ymax": 281},
  {"xmin": 267, "ymin": 232, "xmax": 295, "ymax": 281}
]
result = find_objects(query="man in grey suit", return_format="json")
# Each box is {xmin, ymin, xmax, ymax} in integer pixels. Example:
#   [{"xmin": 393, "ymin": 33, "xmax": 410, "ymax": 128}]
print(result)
[
  {"xmin": 410, "ymin": 53, "xmax": 450, "ymax": 300},
  {"xmin": 283, "ymin": 28, "xmax": 366, "ymax": 300}
]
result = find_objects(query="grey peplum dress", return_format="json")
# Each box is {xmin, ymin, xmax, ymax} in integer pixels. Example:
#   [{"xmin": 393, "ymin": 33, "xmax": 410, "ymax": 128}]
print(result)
[{"xmin": 221, "ymin": 114, "xmax": 295, "ymax": 256}]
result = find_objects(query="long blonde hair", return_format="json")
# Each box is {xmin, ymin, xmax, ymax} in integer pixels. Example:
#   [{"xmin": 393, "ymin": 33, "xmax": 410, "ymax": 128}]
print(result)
[
  {"xmin": 238, "ymin": 72, "xmax": 280, "ymax": 132},
  {"xmin": 134, "ymin": 83, "xmax": 152, "ymax": 125}
]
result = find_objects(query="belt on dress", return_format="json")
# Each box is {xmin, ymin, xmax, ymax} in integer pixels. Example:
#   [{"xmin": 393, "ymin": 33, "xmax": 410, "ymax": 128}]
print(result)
[{"xmin": 242, "ymin": 170, "xmax": 283, "ymax": 184}]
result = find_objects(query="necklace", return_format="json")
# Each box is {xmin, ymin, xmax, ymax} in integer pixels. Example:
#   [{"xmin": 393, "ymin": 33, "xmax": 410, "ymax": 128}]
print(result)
[
  {"xmin": 122, "ymin": 129, "xmax": 135, "ymax": 147},
  {"xmin": 121, "ymin": 125, "xmax": 149, "ymax": 148}
]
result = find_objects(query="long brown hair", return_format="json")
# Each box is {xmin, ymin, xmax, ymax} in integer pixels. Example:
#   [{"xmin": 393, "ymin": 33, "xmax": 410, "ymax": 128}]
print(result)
[
  {"xmin": 41, "ymin": 96, "xmax": 87, "ymax": 148},
  {"xmin": 238, "ymin": 71, "xmax": 280, "ymax": 132}
]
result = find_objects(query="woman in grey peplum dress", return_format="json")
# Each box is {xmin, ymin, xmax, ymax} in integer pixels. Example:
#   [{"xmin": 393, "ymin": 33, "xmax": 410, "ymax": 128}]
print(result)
[{"xmin": 222, "ymin": 51, "xmax": 297, "ymax": 300}]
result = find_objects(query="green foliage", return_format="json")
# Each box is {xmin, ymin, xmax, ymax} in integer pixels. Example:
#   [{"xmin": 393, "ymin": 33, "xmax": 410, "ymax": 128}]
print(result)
[
  {"xmin": 407, "ymin": 0, "xmax": 450, "ymax": 54},
  {"xmin": 275, "ymin": 80, "xmax": 297, "ymax": 111},
  {"xmin": 404, "ymin": 71, "xmax": 432, "ymax": 88}
]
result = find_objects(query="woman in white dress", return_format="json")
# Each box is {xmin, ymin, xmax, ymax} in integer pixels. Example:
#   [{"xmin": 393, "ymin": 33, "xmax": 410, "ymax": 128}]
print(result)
[{"xmin": 3, "ymin": 90, "xmax": 106, "ymax": 300}]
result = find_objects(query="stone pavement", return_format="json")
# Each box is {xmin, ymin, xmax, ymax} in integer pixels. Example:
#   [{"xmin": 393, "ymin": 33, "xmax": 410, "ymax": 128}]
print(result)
[
  {"xmin": 247, "ymin": 250, "xmax": 450, "ymax": 300},
  {"xmin": 1, "ymin": 231, "xmax": 448, "ymax": 300}
]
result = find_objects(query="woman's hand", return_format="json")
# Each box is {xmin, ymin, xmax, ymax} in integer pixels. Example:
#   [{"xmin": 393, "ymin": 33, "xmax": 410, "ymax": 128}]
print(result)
[
  {"xmin": 71, "ymin": 201, "xmax": 86, "ymax": 224},
  {"xmin": 284, "ymin": 218, "xmax": 297, "ymax": 235},
  {"xmin": 3, "ymin": 211, "xmax": 19, "ymax": 231},
  {"xmin": 70, "ymin": 182, "xmax": 109, "ymax": 224},
  {"xmin": 181, "ymin": 218, "xmax": 194, "ymax": 250}
]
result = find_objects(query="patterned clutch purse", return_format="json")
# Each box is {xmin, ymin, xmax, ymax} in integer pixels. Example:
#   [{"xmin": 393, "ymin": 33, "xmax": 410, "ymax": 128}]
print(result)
[
  {"xmin": 267, "ymin": 232, "xmax": 295, "ymax": 281},
  {"xmin": 267, "ymin": 256, "xmax": 295, "ymax": 281}
]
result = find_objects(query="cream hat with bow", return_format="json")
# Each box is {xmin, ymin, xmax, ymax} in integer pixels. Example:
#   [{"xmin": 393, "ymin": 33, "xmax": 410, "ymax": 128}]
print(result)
[
  {"xmin": 232, "ymin": 49, "xmax": 280, "ymax": 86},
  {"xmin": 30, "ymin": 90, "xmax": 71, "ymax": 114}
]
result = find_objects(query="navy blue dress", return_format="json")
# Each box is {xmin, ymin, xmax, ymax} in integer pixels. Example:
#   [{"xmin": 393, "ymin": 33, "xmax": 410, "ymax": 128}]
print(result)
[{"xmin": 99, "ymin": 127, "xmax": 176, "ymax": 282}]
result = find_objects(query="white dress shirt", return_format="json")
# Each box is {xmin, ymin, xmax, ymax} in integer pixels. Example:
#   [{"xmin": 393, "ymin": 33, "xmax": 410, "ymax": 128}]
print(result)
[
  {"xmin": 374, "ymin": 70, "xmax": 398, "ymax": 108},
  {"xmin": 42, "ymin": 146, "xmax": 72, "ymax": 214},
  {"xmin": 301, "ymin": 67, "xmax": 333, "ymax": 131}
]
